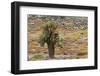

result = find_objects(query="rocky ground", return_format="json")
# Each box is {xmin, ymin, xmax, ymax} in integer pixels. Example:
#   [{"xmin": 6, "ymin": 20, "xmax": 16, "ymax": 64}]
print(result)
[
  {"xmin": 28, "ymin": 29, "xmax": 88, "ymax": 61},
  {"xmin": 27, "ymin": 16, "xmax": 88, "ymax": 61}
]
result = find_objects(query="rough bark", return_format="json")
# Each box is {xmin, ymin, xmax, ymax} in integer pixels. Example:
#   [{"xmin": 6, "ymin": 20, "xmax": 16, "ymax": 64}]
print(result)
[{"xmin": 47, "ymin": 43, "xmax": 55, "ymax": 59}]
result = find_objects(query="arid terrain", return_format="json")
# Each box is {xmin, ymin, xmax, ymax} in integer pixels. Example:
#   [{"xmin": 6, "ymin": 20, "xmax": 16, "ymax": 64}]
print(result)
[{"xmin": 28, "ymin": 15, "xmax": 88, "ymax": 61}]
